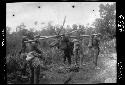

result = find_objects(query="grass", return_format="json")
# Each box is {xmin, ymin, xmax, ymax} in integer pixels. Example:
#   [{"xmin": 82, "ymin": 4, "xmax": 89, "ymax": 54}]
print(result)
[{"xmin": 7, "ymin": 38, "xmax": 116, "ymax": 84}]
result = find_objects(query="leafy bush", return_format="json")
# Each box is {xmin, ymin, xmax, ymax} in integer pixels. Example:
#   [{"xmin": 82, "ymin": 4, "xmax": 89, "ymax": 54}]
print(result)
[{"xmin": 93, "ymin": 3, "xmax": 116, "ymax": 41}]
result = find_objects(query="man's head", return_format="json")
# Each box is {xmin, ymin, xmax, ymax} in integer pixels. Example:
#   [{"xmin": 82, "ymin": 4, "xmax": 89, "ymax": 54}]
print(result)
[
  {"xmin": 91, "ymin": 33, "xmax": 101, "ymax": 39},
  {"xmin": 97, "ymin": 33, "xmax": 102, "ymax": 39},
  {"xmin": 94, "ymin": 33, "xmax": 102, "ymax": 40}
]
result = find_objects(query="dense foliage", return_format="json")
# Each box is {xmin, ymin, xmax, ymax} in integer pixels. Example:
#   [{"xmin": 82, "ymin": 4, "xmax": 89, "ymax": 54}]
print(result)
[{"xmin": 92, "ymin": 3, "xmax": 116, "ymax": 41}]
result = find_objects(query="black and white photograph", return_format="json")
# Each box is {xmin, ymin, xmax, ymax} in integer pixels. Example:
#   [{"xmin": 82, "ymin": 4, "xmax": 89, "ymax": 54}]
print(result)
[{"xmin": 6, "ymin": 2, "xmax": 116, "ymax": 84}]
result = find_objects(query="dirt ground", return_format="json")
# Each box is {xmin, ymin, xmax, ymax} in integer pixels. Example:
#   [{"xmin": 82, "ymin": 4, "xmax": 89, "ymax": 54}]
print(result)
[
  {"xmin": 7, "ymin": 52, "xmax": 117, "ymax": 84},
  {"xmin": 37, "ymin": 53, "xmax": 117, "ymax": 84}
]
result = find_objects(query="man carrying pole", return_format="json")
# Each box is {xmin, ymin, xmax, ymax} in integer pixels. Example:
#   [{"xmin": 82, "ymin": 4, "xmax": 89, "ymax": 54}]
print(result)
[
  {"xmin": 23, "ymin": 35, "xmax": 44, "ymax": 84},
  {"xmin": 57, "ymin": 16, "xmax": 72, "ymax": 66},
  {"xmin": 28, "ymin": 38, "xmax": 44, "ymax": 84},
  {"xmin": 88, "ymin": 34, "xmax": 101, "ymax": 67},
  {"xmin": 60, "ymin": 34, "xmax": 72, "ymax": 66}
]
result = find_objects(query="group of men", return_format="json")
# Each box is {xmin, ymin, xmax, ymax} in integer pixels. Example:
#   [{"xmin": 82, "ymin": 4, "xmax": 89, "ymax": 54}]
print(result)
[
  {"xmin": 20, "ymin": 33, "xmax": 100, "ymax": 84},
  {"xmin": 56, "ymin": 34, "xmax": 100, "ymax": 67},
  {"xmin": 58, "ymin": 35, "xmax": 80, "ymax": 66}
]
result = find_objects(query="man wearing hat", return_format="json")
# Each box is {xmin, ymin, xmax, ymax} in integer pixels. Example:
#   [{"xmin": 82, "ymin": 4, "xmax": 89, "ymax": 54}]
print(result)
[
  {"xmin": 89, "ymin": 34, "xmax": 101, "ymax": 67},
  {"xmin": 28, "ymin": 38, "xmax": 43, "ymax": 84},
  {"xmin": 60, "ymin": 35, "xmax": 72, "ymax": 66}
]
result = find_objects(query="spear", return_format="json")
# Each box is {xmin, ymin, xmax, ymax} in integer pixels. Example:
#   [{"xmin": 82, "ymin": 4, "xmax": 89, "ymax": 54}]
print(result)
[{"xmin": 57, "ymin": 16, "xmax": 66, "ymax": 36}]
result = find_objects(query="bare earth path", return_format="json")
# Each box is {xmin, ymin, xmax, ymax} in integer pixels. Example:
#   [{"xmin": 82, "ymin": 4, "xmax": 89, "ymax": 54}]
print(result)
[
  {"xmin": 7, "ymin": 53, "xmax": 116, "ymax": 84},
  {"xmin": 38, "ymin": 53, "xmax": 117, "ymax": 84}
]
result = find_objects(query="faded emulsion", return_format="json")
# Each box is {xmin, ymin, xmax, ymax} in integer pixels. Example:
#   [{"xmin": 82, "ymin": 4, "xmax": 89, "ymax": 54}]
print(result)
[{"xmin": 6, "ymin": 2, "xmax": 116, "ymax": 84}]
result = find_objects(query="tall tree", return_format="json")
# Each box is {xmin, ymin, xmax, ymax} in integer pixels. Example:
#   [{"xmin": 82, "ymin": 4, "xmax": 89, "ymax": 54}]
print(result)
[
  {"xmin": 93, "ymin": 3, "xmax": 116, "ymax": 40},
  {"xmin": 16, "ymin": 23, "xmax": 26, "ymax": 31}
]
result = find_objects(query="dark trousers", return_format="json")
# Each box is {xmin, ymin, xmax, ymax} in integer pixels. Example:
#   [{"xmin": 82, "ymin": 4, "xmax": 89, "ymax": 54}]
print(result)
[
  {"xmin": 21, "ymin": 63, "xmax": 29, "ymax": 76},
  {"xmin": 92, "ymin": 46, "xmax": 100, "ymax": 66},
  {"xmin": 63, "ymin": 49, "xmax": 71, "ymax": 65},
  {"xmin": 29, "ymin": 60, "xmax": 40, "ymax": 84}
]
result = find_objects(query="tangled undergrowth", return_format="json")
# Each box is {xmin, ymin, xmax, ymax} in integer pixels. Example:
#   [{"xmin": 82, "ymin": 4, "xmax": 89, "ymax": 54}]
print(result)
[{"xmin": 7, "ymin": 38, "xmax": 116, "ymax": 84}]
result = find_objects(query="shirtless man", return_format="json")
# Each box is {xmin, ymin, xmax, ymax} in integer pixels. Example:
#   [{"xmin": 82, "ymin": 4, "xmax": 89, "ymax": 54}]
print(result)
[{"xmin": 89, "ymin": 34, "xmax": 101, "ymax": 67}]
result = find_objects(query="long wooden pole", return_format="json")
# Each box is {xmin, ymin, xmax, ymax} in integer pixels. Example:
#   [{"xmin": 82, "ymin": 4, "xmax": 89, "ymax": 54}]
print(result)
[{"xmin": 24, "ymin": 33, "xmax": 101, "ymax": 43}]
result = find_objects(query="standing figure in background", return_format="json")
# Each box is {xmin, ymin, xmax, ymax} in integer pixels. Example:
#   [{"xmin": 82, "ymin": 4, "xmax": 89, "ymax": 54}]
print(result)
[
  {"xmin": 60, "ymin": 35, "xmax": 72, "ymax": 66},
  {"xmin": 73, "ymin": 39, "xmax": 80, "ymax": 66},
  {"xmin": 89, "ymin": 34, "xmax": 101, "ymax": 67}
]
